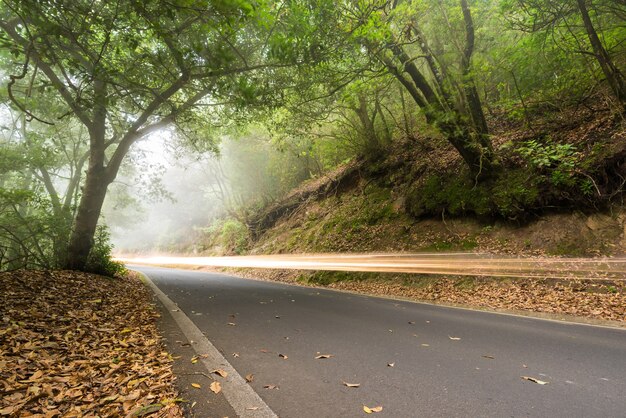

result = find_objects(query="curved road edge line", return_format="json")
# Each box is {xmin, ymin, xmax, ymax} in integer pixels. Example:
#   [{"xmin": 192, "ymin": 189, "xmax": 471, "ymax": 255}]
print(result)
[{"xmin": 137, "ymin": 270, "xmax": 278, "ymax": 418}]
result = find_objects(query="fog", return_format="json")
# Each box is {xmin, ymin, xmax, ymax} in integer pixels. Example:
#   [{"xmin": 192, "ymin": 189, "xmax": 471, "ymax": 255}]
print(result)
[
  {"xmin": 104, "ymin": 129, "xmax": 313, "ymax": 254},
  {"xmin": 103, "ymin": 135, "xmax": 220, "ymax": 253}
]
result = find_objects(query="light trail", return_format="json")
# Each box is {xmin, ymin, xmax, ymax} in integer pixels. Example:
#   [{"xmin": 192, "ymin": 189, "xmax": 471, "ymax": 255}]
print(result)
[{"xmin": 115, "ymin": 253, "xmax": 626, "ymax": 281}]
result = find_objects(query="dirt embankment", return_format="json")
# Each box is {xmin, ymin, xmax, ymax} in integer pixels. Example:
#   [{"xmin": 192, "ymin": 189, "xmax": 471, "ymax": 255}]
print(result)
[{"xmin": 219, "ymin": 108, "xmax": 626, "ymax": 324}]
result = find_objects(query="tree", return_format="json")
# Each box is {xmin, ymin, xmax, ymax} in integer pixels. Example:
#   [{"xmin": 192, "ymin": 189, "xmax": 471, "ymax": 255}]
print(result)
[
  {"xmin": 344, "ymin": 0, "xmax": 496, "ymax": 179},
  {"xmin": 504, "ymin": 0, "xmax": 626, "ymax": 109},
  {"xmin": 0, "ymin": 0, "xmax": 278, "ymax": 270}
]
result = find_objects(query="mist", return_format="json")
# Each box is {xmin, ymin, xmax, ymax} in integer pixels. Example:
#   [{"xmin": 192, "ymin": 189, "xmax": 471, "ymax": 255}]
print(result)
[{"xmin": 104, "ymin": 128, "xmax": 314, "ymax": 255}]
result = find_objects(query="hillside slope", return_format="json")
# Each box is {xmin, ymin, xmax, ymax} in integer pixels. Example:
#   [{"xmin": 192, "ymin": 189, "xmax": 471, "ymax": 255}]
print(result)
[
  {"xmin": 249, "ymin": 108, "xmax": 626, "ymax": 258},
  {"xmin": 195, "ymin": 107, "xmax": 626, "ymax": 323}
]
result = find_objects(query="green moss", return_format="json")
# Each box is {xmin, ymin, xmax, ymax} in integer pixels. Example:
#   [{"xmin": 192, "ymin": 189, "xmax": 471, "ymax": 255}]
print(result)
[
  {"xmin": 420, "ymin": 237, "xmax": 478, "ymax": 252},
  {"xmin": 406, "ymin": 168, "xmax": 542, "ymax": 219}
]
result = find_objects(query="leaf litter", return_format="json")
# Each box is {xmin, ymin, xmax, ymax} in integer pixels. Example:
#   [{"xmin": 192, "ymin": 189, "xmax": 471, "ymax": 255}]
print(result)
[
  {"xmin": 315, "ymin": 354, "xmax": 333, "ymax": 359},
  {"xmin": 0, "ymin": 270, "xmax": 182, "ymax": 417},
  {"xmin": 521, "ymin": 376, "xmax": 549, "ymax": 385},
  {"xmin": 209, "ymin": 381, "xmax": 222, "ymax": 394},
  {"xmin": 363, "ymin": 405, "xmax": 383, "ymax": 413}
]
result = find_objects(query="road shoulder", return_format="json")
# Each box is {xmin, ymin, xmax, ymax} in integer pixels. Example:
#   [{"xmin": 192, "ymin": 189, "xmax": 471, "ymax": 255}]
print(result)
[{"xmin": 141, "ymin": 271, "xmax": 277, "ymax": 418}]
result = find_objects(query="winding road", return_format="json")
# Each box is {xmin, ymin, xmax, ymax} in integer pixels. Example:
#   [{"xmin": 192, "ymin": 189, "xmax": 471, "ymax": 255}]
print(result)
[{"xmin": 136, "ymin": 265, "xmax": 626, "ymax": 418}]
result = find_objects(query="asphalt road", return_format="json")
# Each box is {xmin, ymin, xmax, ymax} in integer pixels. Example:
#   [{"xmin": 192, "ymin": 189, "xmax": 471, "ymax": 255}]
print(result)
[{"xmin": 136, "ymin": 266, "xmax": 626, "ymax": 418}]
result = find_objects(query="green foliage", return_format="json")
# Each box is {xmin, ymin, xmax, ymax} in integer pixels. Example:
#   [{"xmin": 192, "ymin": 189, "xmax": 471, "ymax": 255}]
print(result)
[
  {"xmin": 406, "ymin": 168, "xmax": 542, "ymax": 219},
  {"xmin": 516, "ymin": 138, "xmax": 580, "ymax": 187},
  {"xmin": 203, "ymin": 218, "xmax": 249, "ymax": 255},
  {"xmin": 0, "ymin": 187, "xmax": 73, "ymax": 270},
  {"xmin": 85, "ymin": 226, "xmax": 127, "ymax": 277}
]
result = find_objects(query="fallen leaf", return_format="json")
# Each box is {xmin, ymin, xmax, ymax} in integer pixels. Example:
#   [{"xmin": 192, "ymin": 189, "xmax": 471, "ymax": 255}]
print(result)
[
  {"xmin": 210, "ymin": 381, "xmax": 222, "ymax": 394},
  {"xmin": 245, "ymin": 374, "xmax": 254, "ymax": 383},
  {"xmin": 263, "ymin": 384, "xmax": 278, "ymax": 389},
  {"xmin": 0, "ymin": 406, "xmax": 15, "ymax": 415},
  {"xmin": 387, "ymin": 362, "xmax": 395, "ymax": 367},
  {"xmin": 408, "ymin": 321, "xmax": 415, "ymax": 324},
  {"xmin": 363, "ymin": 405, "xmax": 383, "ymax": 413},
  {"xmin": 260, "ymin": 349, "xmax": 268, "ymax": 353},
  {"xmin": 482, "ymin": 355, "xmax": 495, "ymax": 360},
  {"xmin": 521, "ymin": 376, "xmax": 549, "ymax": 385},
  {"xmin": 421, "ymin": 344, "xmax": 430, "ymax": 347},
  {"xmin": 343, "ymin": 382, "xmax": 360, "ymax": 388},
  {"xmin": 191, "ymin": 383, "xmax": 201, "ymax": 389},
  {"xmin": 448, "ymin": 336, "xmax": 461, "ymax": 341},
  {"xmin": 212, "ymin": 369, "xmax": 228, "ymax": 378},
  {"xmin": 278, "ymin": 353, "xmax": 288, "ymax": 359},
  {"xmin": 191, "ymin": 356, "xmax": 199, "ymax": 364},
  {"xmin": 315, "ymin": 354, "xmax": 333, "ymax": 359},
  {"xmin": 129, "ymin": 403, "xmax": 163, "ymax": 417},
  {"xmin": 227, "ymin": 322, "xmax": 236, "ymax": 326},
  {"xmin": 246, "ymin": 407, "xmax": 259, "ymax": 411},
  {"xmin": 232, "ymin": 353, "xmax": 240, "ymax": 358}
]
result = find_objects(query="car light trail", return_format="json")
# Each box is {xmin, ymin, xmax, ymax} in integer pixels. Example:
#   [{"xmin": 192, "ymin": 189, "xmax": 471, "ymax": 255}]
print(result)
[{"xmin": 115, "ymin": 253, "xmax": 626, "ymax": 281}]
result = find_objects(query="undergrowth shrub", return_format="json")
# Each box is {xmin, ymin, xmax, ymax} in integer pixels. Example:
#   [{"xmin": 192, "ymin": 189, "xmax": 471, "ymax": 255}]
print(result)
[
  {"xmin": 203, "ymin": 218, "xmax": 249, "ymax": 254},
  {"xmin": 406, "ymin": 168, "xmax": 542, "ymax": 219},
  {"xmin": 85, "ymin": 225, "xmax": 127, "ymax": 277}
]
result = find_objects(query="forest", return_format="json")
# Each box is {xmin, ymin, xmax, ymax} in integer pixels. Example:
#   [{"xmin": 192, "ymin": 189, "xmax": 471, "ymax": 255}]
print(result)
[{"xmin": 0, "ymin": 0, "xmax": 625, "ymax": 273}]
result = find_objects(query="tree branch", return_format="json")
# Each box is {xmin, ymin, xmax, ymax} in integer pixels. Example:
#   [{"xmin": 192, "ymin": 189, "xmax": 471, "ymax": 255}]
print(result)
[{"xmin": 0, "ymin": 19, "xmax": 93, "ymax": 128}]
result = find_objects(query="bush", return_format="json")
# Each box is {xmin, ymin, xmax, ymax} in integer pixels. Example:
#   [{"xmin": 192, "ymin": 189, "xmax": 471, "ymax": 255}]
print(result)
[
  {"xmin": 203, "ymin": 218, "xmax": 250, "ymax": 255},
  {"xmin": 85, "ymin": 225, "xmax": 127, "ymax": 277},
  {"xmin": 406, "ymin": 168, "xmax": 542, "ymax": 220}
]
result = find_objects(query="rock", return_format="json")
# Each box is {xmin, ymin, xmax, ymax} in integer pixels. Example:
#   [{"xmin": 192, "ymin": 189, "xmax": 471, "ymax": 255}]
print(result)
[{"xmin": 585, "ymin": 214, "xmax": 616, "ymax": 231}]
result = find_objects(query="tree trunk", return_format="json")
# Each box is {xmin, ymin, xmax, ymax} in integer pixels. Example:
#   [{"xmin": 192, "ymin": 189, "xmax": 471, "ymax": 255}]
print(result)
[
  {"xmin": 460, "ymin": 0, "xmax": 490, "ymax": 139},
  {"xmin": 576, "ymin": 0, "xmax": 626, "ymax": 108},
  {"xmin": 437, "ymin": 117, "xmax": 495, "ymax": 180},
  {"xmin": 64, "ymin": 164, "xmax": 110, "ymax": 270}
]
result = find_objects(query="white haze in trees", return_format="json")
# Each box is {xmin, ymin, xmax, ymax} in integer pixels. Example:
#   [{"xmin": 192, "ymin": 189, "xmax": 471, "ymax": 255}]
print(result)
[
  {"xmin": 103, "ymin": 145, "xmax": 218, "ymax": 253},
  {"xmin": 104, "ymin": 131, "xmax": 311, "ymax": 254}
]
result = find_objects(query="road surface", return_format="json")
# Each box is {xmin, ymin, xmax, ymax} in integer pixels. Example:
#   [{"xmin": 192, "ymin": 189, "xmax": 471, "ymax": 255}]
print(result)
[{"xmin": 136, "ymin": 266, "xmax": 626, "ymax": 417}]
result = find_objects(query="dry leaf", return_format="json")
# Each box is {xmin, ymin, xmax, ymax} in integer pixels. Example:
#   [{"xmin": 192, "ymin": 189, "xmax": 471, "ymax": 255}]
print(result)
[
  {"xmin": 363, "ymin": 405, "xmax": 383, "ymax": 414},
  {"xmin": 212, "ymin": 369, "xmax": 228, "ymax": 378},
  {"xmin": 521, "ymin": 376, "xmax": 549, "ymax": 385},
  {"xmin": 343, "ymin": 382, "xmax": 360, "ymax": 388},
  {"xmin": 210, "ymin": 381, "xmax": 222, "ymax": 394},
  {"xmin": 191, "ymin": 356, "xmax": 199, "ymax": 364},
  {"xmin": 245, "ymin": 374, "xmax": 254, "ymax": 383},
  {"xmin": 315, "ymin": 354, "xmax": 333, "ymax": 359},
  {"xmin": 263, "ymin": 384, "xmax": 278, "ymax": 390},
  {"xmin": 448, "ymin": 336, "xmax": 461, "ymax": 340},
  {"xmin": 421, "ymin": 344, "xmax": 430, "ymax": 347},
  {"xmin": 232, "ymin": 353, "xmax": 240, "ymax": 358},
  {"xmin": 0, "ymin": 270, "xmax": 183, "ymax": 418},
  {"xmin": 246, "ymin": 407, "xmax": 259, "ymax": 411},
  {"xmin": 278, "ymin": 353, "xmax": 288, "ymax": 359},
  {"xmin": 482, "ymin": 355, "xmax": 495, "ymax": 360},
  {"xmin": 408, "ymin": 321, "xmax": 415, "ymax": 324},
  {"xmin": 227, "ymin": 322, "xmax": 236, "ymax": 326},
  {"xmin": 387, "ymin": 362, "xmax": 395, "ymax": 367},
  {"xmin": 191, "ymin": 383, "xmax": 201, "ymax": 389}
]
